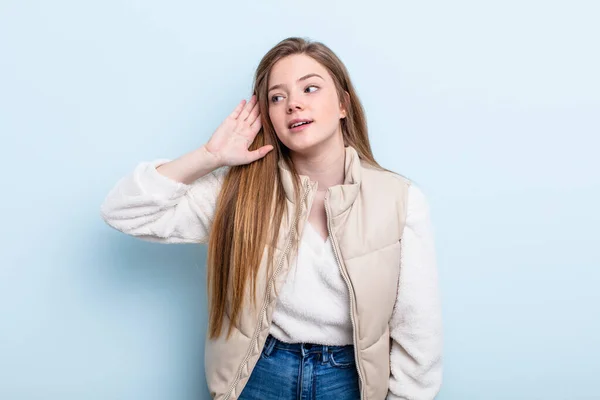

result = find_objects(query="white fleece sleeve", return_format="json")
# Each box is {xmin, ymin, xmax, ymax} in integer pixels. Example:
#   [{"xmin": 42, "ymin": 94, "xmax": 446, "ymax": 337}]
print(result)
[
  {"xmin": 387, "ymin": 184, "xmax": 443, "ymax": 400},
  {"xmin": 100, "ymin": 159, "xmax": 227, "ymax": 244}
]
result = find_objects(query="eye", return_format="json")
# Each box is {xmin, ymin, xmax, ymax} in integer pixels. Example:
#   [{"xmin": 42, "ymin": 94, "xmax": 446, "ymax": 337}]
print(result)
[
  {"xmin": 271, "ymin": 94, "xmax": 283, "ymax": 103},
  {"xmin": 270, "ymin": 85, "xmax": 319, "ymax": 104}
]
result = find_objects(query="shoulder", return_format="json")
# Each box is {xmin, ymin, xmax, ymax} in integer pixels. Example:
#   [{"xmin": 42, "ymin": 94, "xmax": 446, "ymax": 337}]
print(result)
[
  {"xmin": 359, "ymin": 162, "xmax": 432, "ymax": 224},
  {"xmin": 360, "ymin": 160, "xmax": 411, "ymax": 184},
  {"xmin": 405, "ymin": 184, "xmax": 431, "ymax": 223},
  {"xmin": 359, "ymin": 161, "xmax": 413, "ymax": 200}
]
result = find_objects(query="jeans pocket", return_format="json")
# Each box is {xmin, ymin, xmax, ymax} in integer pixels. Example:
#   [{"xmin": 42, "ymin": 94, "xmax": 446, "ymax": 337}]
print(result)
[
  {"xmin": 329, "ymin": 347, "xmax": 355, "ymax": 369},
  {"xmin": 260, "ymin": 348, "xmax": 277, "ymax": 360},
  {"xmin": 260, "ymin": 335, "xmax": 278, "ymax": 360}
]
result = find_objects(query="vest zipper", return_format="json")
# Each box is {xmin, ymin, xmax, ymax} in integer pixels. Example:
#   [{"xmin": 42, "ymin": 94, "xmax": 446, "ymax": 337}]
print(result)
[
  {"xmin": 324, "ymin": 196, "xmax": 366, "ymax": 400},
  {"xmin": 223, "ymin": 180, "xmax": 312, "ymax": 400}
]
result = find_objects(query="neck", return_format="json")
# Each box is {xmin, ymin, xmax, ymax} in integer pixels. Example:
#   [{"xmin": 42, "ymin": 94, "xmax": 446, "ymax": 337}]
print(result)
[{"xmin": 290, "ymin": 135, "xmax": 346, "ymax": 192}]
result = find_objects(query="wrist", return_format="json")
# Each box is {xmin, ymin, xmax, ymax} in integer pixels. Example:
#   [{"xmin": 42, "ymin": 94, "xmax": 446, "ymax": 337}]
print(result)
[{"xmin": 199, "ymin": 144, "xmax": 223, "ymax": 169}]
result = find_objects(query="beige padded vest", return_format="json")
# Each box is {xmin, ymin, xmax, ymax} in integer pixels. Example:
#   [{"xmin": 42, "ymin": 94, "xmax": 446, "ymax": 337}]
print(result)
[{"xmin": 204, "ymin": 146, "xmax": 410, "ymax": 400}]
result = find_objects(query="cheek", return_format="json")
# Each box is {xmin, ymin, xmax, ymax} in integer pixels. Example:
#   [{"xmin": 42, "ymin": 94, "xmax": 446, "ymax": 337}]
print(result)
[
  {"xmin": 268, "ymin": 107, "xmax": 283, "ymax": 128},
  {"xmin": 320, "ymin": 94, "xmax": 339, "ymax": 119},
  {"xmin": 268, "ymin": 108, "xmax": 287, "ymax": 140}
]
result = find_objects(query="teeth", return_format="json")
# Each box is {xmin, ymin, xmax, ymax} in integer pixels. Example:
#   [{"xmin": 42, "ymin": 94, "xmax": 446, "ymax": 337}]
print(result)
[{"xmin": 291, "ymin": 121, "xmax": 310, "ymax": 128}]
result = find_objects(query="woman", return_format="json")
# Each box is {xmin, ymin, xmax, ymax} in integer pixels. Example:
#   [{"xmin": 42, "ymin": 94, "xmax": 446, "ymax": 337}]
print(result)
[{"xmin": 101, "ymin": 37, "xmax": 443, "ymax": 400}]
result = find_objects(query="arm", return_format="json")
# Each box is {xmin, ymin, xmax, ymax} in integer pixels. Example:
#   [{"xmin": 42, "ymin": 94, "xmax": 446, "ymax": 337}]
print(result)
[
  {"xmin": 387, "ymin": 184, "xmax": 443, "ymax": 400},
  {"xmin": 99, "ymin": 147, "xmax": 228, "ymax": 244},
  {"xmin": 100, "ymin": 95, "xmax": 272, "ymax": 244}
]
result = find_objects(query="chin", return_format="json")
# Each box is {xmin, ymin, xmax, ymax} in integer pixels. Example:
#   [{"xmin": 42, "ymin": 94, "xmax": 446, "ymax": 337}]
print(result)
[
  {"xmin": 281, "ymin": 135, "xmax": 328, "ymax": 154},
  {"xmin": 277, "ymin": 124, "xmax": 339, "ymax": 154}
]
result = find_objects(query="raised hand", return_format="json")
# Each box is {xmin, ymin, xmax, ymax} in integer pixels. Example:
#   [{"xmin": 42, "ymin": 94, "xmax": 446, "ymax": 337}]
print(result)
[{"xmin": 204, "ymin": 95, "xmax": 273, "ymax": 167}]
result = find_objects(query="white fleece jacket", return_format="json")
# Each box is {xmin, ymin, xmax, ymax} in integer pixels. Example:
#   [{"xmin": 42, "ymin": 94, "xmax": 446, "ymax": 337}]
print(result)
[
  {"xmin": 100, "ymin": 160, "xmax": 443, "ymax": 400},
  {"xmin": 269, "ymin": 220, "xmax": 355, "ymax": 346}
]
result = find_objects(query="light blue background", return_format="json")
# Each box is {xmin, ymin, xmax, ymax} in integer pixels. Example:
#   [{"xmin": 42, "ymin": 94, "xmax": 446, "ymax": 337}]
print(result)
[{"xmin": 1, "ymin": 1, "xmax": 598, "ymax": 399}]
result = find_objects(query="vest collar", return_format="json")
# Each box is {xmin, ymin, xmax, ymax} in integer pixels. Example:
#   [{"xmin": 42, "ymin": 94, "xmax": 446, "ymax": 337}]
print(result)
[{"xmin": 278, "ymin": 146, "xmax": 362, "ymax": 216}]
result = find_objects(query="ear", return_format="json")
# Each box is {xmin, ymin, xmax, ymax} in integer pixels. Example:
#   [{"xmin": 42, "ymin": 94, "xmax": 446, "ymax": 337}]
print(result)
[{"xmin": 339, "ymin": 90, "xmax": 350, "ymax": 119}]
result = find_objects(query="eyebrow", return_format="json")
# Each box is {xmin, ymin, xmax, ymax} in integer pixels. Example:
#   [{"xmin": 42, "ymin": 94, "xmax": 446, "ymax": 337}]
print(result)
[{"xmin": 268, "ymin": 73, "xmax": 324, "ymax": 93}]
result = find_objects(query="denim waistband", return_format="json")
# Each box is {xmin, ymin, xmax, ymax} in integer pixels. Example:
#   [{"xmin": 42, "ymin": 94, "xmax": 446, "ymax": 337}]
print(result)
[{"xmin": 263, "ymin": 334, "xmax": 354, "ymax": 359}]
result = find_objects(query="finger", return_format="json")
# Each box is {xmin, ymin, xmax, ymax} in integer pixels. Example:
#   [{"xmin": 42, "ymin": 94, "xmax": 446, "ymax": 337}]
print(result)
[
  {"xmin": 247, "ymin": 145, "xmax": 273, "ymax": 162},
  {"xmin": 240, "ymin": 95, "xmax": 256, "ymax": 120},
  {"xmin": 249, "ymin": 115, "xmax": 262, "ymax": 136},
  {"xmin": 229, "ymin": 99, "xmax": 246, "ymax": 120},
  {"xmin": 239, "ymin": 95, "xmax": 256, "ymax": 121},
  {"xmin": 247, "ymin": 104, "xmax": 260, "ymax": 126},
  {"xmin": 244, "ymin": 97, "xmax": 260, "ymax": 122}
]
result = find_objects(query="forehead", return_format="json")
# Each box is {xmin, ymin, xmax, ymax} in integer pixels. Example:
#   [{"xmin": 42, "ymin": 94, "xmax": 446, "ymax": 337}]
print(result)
[{"xmin": 268, "ymin": 54, "xmax": 330, "ymax": 84}]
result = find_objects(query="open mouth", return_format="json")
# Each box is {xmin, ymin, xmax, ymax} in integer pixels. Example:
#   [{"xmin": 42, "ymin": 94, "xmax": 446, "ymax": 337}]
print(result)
[{"xmin": 289, "ymin": 120, "xmax": 313, "ymax": 131}]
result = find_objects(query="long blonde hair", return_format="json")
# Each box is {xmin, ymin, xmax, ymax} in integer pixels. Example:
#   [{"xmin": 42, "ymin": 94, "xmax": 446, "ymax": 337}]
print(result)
[{"xmin": 207, "ymin": 37, "xmax": 385, "ymax": 339}]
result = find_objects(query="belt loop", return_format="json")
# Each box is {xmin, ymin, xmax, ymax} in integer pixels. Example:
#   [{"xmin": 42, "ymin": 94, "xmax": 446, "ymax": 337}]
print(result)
[
  {"xmin": 322, "ymin": 345, "xmax": 329, "ymax": 363},
  {"xmin": 263, "ymin": 335, "xmax": 276, "ymax": 357}
]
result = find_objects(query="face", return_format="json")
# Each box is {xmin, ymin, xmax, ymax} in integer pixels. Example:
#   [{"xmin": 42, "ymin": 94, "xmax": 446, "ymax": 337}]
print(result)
[{"xmin": 267, "ymin": 54, "xmax": 346, "ymax": 154}]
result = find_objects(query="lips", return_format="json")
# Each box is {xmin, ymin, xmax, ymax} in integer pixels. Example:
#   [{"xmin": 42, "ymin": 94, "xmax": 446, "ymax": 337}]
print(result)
[{"xmin": 288, "ymin": 119, "xmax": 313, "ymax": 129}]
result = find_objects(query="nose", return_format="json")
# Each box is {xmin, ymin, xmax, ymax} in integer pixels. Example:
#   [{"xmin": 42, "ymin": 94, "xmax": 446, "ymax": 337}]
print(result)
[{"xmin": 286, "ymin": 96, "xmax": 304, "ymax": 114}]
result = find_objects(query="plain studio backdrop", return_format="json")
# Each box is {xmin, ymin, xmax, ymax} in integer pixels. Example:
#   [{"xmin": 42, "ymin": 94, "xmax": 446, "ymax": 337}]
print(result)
[{"xmin": 1, "ymin": 1, "xmax": 598, "ymax": 399}]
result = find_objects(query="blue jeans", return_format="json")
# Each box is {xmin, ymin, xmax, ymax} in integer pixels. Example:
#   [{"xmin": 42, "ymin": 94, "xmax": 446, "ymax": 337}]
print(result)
[{"xmin": 238, "ymin": 334, "xmax": 361, "ymax": 400}]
